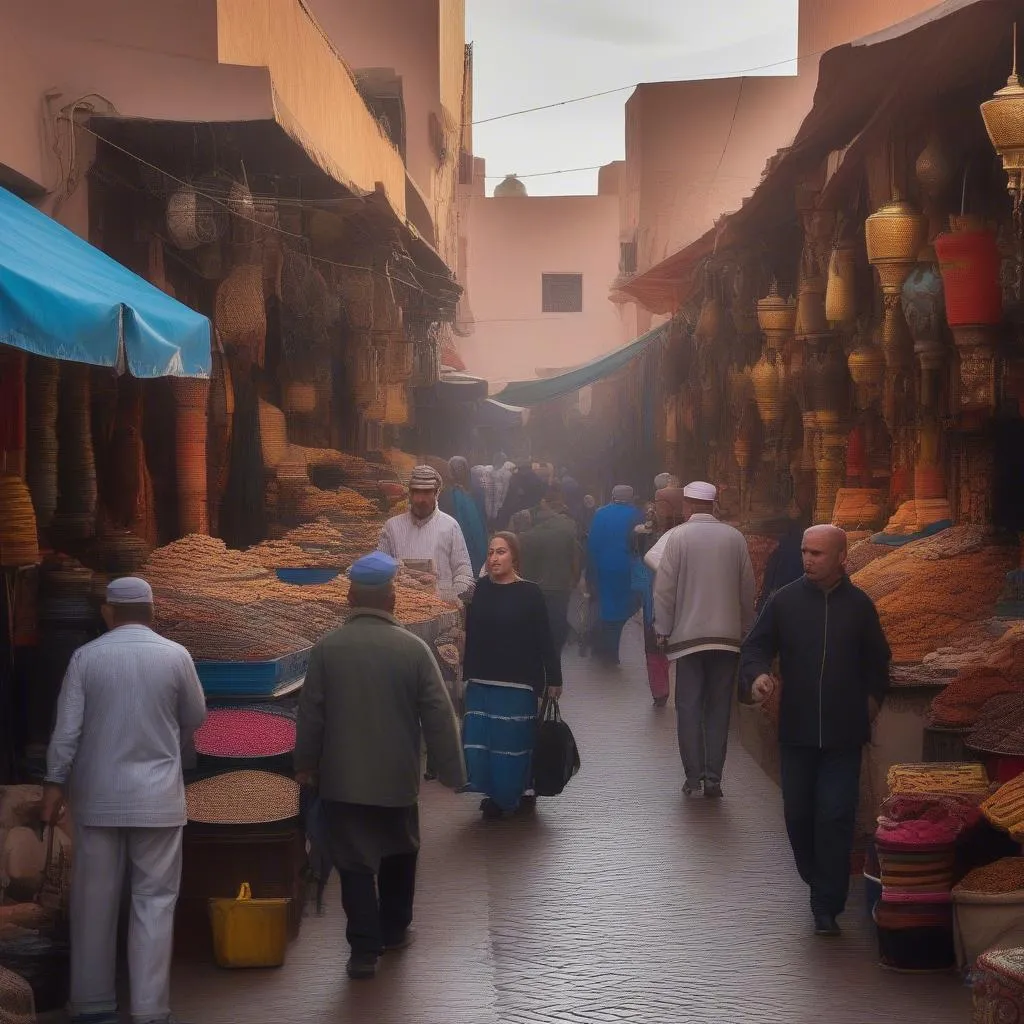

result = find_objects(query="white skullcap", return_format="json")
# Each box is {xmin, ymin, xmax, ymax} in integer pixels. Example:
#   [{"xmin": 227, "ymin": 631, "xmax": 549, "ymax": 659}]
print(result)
[
  {"xmin": 106, "ymin": 576, "xmax": 154, "ymax": 605},
  {"xmin": 683, "ymin": 481, "xmax": 717, "ymax": 502}
]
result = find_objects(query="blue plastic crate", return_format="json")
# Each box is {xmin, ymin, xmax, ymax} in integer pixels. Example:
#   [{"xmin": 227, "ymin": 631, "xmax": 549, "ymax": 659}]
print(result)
[
  {"xmin": 195, "ymin": 648, "xmax": 312, "ymax": 696},
  {"xmin": 274, "ymin": 567, "xmax": 341, "ymax": 585}
]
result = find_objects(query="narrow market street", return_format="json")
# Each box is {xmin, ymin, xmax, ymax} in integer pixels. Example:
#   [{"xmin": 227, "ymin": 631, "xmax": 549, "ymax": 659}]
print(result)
[{"xmin": 170, "ymin": 621, "xmax": 972, "ymax": 1024}]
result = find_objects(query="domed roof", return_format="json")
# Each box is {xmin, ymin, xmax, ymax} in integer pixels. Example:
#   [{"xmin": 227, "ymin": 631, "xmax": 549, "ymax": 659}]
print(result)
[{"xmin": 494, "ymin": 174, "xmax": 528, "ymax": 198}]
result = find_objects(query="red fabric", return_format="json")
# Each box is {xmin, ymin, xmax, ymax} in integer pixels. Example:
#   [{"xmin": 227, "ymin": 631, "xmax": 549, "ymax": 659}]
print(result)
[{"xmin": 986, "ymin": 756, "xmax": 1024, "ymax": 785}]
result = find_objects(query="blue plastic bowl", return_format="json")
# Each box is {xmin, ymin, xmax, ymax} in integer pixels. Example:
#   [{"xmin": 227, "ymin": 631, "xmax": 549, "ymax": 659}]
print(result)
[{"xmin": 274, "ymin": 567, "xmax": 341, "ymax": 585}]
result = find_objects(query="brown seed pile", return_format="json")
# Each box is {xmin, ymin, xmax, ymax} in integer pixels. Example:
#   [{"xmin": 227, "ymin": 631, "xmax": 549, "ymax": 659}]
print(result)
[
  {"xmin": 185, "ymin": 770, "xmax": 299, "ymax": 825},
  {"xmin": 956, "ymin": 857, "xmax": 1024, "ymax": 894}
]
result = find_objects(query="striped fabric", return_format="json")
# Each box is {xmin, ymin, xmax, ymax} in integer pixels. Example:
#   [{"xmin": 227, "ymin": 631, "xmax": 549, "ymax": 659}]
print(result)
[
  {"xmin": 462, "ymin": 679, "xmax": 538, "ymax": 811},
  {"xmin": 46, "ymin": 624, "xmax": 208, "ymax": 827},
  {"xmin": 378, "ymin": 508, "xmax": 475, "ymax": 602}
]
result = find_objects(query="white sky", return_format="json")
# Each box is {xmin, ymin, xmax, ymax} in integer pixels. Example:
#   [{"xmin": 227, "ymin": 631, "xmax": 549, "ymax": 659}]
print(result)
[{"xmin": 467, "ymin": 0, "xmax": 799, "ymax": 196}]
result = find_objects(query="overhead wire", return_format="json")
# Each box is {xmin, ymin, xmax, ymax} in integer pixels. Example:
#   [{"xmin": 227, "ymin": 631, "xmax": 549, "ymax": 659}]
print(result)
[
  {"xmin": 470, "ymin": 47, "xmax": 822, "ymax": 126},
  {"xmin": 71, "ymin": 119, "xmax": 462, "ymax": 293}
]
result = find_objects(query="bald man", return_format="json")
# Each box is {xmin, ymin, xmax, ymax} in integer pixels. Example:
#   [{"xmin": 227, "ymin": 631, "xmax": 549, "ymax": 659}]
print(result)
[{"xmin": 740, "ymin": 525, "xmax": 890, "ymax": 938}]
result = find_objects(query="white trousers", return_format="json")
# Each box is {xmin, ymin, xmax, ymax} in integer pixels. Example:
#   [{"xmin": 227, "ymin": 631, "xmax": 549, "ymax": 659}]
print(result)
[{"xmin": 70, "ymin": 824, "xmax": 182, "ymax": 1023}]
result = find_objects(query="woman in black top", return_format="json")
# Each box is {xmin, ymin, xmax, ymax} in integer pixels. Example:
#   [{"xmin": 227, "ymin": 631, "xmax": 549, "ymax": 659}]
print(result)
[
  {"xmin": 463, "ymin": 532, "xmax": 564, "ymax": 701},
  {"xmin": 463, "ymin": 532, "xmax": 563, "ymax": 817}
]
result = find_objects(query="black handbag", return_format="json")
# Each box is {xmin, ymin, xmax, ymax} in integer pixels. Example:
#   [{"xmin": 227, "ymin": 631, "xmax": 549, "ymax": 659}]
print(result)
[{"xmin": 532, "ymin": 698, "xmax": 581, "ymax": 797}]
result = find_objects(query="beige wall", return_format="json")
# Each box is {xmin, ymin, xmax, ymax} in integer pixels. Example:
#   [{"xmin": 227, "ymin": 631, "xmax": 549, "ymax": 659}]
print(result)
[
  {"xmin": 305, "ymin": 0, "xmax": 464, "ymax": 268},
  {"xmin": 461, "ymin": 194, "xmax": 621, "ymax": 387}
]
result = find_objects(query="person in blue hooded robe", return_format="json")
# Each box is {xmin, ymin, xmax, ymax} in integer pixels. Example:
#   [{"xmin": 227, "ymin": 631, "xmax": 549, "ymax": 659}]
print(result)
[{"xmin": 586, "ymin": 484, "xmax": 643, "ymax": 665}]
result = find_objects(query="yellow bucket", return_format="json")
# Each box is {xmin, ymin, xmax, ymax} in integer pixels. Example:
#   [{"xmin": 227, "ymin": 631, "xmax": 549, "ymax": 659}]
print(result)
[{"xmin": 208, "ymin": 883, "xmax": 290, "ymax": 968}]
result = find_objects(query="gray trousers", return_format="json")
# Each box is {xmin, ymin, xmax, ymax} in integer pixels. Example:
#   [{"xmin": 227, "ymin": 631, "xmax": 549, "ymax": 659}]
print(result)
[
  {"xmin": 70, "ymin": 824, "xmax": 182, "ymax": 1023},
  {"xmin": 673, "ymin": 650, "xmax": 739, "ymax": 786}
]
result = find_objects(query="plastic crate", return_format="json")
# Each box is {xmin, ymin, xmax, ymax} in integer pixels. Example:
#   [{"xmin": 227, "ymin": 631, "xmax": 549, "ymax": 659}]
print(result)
[{"xmin": 195, "ymin": 648, "xmax": 311, "ymax": 696}]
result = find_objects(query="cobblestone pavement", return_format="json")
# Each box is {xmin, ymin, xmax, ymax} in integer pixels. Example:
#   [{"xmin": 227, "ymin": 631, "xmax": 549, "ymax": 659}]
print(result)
[{"xmin": 171, "ymin": 620, "xmax": 972, "ymax": 1024}]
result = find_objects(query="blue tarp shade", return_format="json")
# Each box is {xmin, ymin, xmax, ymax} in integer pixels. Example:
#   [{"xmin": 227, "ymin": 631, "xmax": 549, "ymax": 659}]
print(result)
[
  {"xmin": 493, "ymin": 322, "xmax": 668, "ymax": 407},
  {"xmin": 0, "ymin": 185, "xmax": 210, "ymax": 377},
  {"xmin": 476, "ymin": 398, "xmax": 525, "ymax": 428}
]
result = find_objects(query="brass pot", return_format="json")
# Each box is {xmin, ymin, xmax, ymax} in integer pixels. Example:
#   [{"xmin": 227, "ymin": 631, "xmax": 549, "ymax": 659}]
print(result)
[
  {"xmin": 865, "ymin": 200, "xmax": 928, "ymax": 266},
  {"xmin": 825, "ymin": 244, "xmax": 857, "ymax": 325}
]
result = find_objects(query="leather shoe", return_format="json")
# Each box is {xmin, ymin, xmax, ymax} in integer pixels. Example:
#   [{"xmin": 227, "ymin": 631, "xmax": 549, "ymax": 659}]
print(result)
[
  {"xmin": 347, "ymin": 952, "xmax": 379, "ymax": 979},
  {"xmin": 813, "ymin": 913, "xmax": 841, "ymax": 937}
]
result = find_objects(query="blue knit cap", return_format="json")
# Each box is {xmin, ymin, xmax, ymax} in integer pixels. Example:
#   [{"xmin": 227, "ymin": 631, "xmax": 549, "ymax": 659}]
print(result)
[{"xmin": 349, "ymin": 552, "xmax": 399, "ymax": 588}]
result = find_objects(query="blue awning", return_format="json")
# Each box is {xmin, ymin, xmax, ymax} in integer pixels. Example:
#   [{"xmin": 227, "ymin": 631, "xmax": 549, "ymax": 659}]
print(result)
[
  {"xmin": 493, "ymin": 322, "xmax": 668, "ymax": 407},
  {"xmin": 0, "ymin": 186, "xmax": 210, "ymax": 377},
  {"xmin": 476, "ymin": 398, "xmax": 526, "ymax": 428}
]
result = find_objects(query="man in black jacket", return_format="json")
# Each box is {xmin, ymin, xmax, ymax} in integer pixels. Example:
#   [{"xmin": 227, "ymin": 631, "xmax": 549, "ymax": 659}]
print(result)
[{"xmin": 740, "ymin": 525, "xmax": 890, "ymax": 938}]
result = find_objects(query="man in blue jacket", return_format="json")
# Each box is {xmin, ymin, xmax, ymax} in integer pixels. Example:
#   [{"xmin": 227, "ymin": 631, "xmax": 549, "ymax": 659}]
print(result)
[{"xmin": 740, "ymin": 524, "xmax": 890, "ymax": 938}]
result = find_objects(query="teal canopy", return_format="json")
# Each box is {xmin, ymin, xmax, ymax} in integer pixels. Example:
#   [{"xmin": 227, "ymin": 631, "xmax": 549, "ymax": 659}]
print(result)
[
  {"xmin": 493, "ymin": 323, "xmax": 668, "ymax": 407},
  {"xmin": 0, "ymin": 185, "xmax": 210, "ymax": 377}
]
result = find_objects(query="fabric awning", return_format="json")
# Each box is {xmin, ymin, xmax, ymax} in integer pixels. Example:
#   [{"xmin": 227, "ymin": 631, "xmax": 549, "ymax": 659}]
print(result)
[
  {"xmin": 476, "ymin": 398, "xmax": 526, "ymax": 428},
  {"xmin": 0, "ymin": 186, "xmax": 211, "ymax": 376},
  {"xmin": 493, "ymin": 323, "xmax": 668, "ymax": 407}
]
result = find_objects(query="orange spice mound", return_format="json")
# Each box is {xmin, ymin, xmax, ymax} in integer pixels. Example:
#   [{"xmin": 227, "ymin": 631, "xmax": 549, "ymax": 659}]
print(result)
[
  {"xmin": 851, "ymin": 527, "xmax": 1015, "ymax": 664},
  {"xmin": 930, "ymin": 623, "xmax": 1024, "ymax": 728}
]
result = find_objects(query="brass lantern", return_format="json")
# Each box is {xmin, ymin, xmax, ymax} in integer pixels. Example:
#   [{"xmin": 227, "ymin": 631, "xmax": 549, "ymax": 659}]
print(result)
[
  {"xmin": 757, "ymin": 281, "xmax": 797, "ymax": 353},
  {"xmin": 981, "ymin": 30, "xmax": 1024, "ymax": 207}
]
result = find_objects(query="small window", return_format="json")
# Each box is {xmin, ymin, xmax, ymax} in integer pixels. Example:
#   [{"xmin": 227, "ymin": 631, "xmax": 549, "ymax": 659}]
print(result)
[
  {"xmin": 542, "ymin": 273, "xmax": 583, "ymax": 313},
  {"xmin": 620, "ymin": 241, "xmax": 637, "ymax": 276}
]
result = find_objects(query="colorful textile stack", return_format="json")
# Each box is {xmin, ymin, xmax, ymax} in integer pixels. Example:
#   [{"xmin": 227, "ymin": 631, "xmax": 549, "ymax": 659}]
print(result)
[{"xmin": 871, "ymin": 764, "xmax": 991, "ymax": 972}]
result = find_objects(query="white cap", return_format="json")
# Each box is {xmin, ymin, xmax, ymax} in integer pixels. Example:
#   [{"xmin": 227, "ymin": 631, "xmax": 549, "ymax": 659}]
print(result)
[
  {"xmin": 683, "ymin": 481, "xmax": 717, "ymax": 502},
  {"xmin": 106, "ymin": 576, "xmax": 154, "ymax": 605}
]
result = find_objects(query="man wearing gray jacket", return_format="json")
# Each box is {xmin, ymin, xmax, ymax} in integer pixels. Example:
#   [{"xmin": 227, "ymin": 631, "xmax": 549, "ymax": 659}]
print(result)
[
  {"xmin": 294, "ymin": 552, "xmax": 466, "ymax": 981},
  {"xmin": 652, "ymin": 481, "xmax": 755, "ymax": 799}
]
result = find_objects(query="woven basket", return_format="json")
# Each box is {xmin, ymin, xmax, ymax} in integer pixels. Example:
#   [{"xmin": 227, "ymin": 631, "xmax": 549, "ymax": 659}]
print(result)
[
  {"xmin": 258, "ymin": 401, "xmax": 289, "ymax": 469},
  {"xmin": 349, "ymin": 333, "xmax": 381, "ymax": 406},
  {"xmin": 166, "ymin": 186, "xmax": 225, "ymax": 250},
  {"xmin": 385, "ymin": 337, "xmax": 415, "ymax": 383},
  {"xmin": 825, "ymin": 244, "xmax": 857, "ymax": 324},
  {"xmin": 372, "ymin": 277, "xmax": 403, "ymax": 335},
  {"xmin": 0, "ymin": 964, "xmax": 35, "ymax": 1024},
  {"xmin": 410, "ymin": 338, "xmax": 441, "ymax": 388},
  {"xmin": 215, "ymin": 265, "xmax": 266, "ymax": 365},
  {"xmin": 750, "ymin": 354, "xmax": 783, "ymax": 427},
  {"xmin": 383, "ymin": 384, "xmax": 410, "ymax": 426},
  {"xmin": 339, "ymin": 267, "xmax": 374, "ymax": 330},
  {"xmin": 0, "ymin": 475, "xmax": 40, "ymax": 567},
  {"xmin": 173, "ymin": 380, "xmax": 210, "ymax": 535}
]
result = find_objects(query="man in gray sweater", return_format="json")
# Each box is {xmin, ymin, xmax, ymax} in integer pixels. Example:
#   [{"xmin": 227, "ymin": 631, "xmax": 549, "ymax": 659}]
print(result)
[
  {"xmin": 294, "ymin": 552, "xmax": 466, "ymax": 980},
  {"xmin": 652, "ymin": 482, "xmax": 755, "ymax": 798}
]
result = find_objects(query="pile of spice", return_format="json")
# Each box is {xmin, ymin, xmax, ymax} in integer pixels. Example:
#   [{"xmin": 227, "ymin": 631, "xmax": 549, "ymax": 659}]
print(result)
[
  {"xmin": 955, "ymin": 858, "xmax": 1024, "ymax": 895},
  {"xmin": 142, "ymin": 535, "xmax": 456, "ymax": 661},
  {"xmin": 194, "ymin": 708, "xmax": 296, "ymax": 759},
  {"xmin": 929, "ymin": 624, "xmax": 1024, "ymax": 727},
  {"xmin": 846, "ymin": 538, "xmax": 891, "ymax": 576},
  {"xmin": 851, "ymin": 526, "xmax": 1015, "ymax": 663},
  {"xmin": 967, "ymin": 693, "xmax": 1024, "ymax": 756},
  {"xmin": 185, "ymin": 770, "xmax": 299, "ymax": 825},
  {"xmin": 876, "ymin": 793, "xmax": 984, "ymax": 847}
]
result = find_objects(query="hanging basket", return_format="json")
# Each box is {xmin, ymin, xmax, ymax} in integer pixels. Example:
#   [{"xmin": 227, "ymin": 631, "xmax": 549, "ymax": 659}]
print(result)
[
  {"xmin": 349, "ymin": 333, "xmax": 381, "ymax": 406},
  {"xmin": 751, "ymin": 354, "xmax": 783, "ymax": 428},
  {"xmin": 825, "ymin": 243, "xmax": 857, "ymax": 324},
  {"xmin": 338, "ymin": 267, "xmax": 374, "ymax": 331},
  {"xmin": 215, "ymin": 265, "xmax": 267, "ymax": 365},
  {"xmin": 166, "ymin": 186, "xmax": 225, "ymax": 250},
  {"xmin": 383, "ymin": 384, "xmax": 410, "ymax": 426},
  {"xmin": 410, "ymin": 338, "xmax": 441, "ymax": 388},
  {"xmin": 0, "ymin": 474, "xmax": 40, "ymax": 567}
]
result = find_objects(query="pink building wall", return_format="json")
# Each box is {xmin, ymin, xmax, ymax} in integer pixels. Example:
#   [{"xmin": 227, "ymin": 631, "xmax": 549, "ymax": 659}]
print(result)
[
  {"xmin": 461, "ymin": 191, "xmax": 621, "ymax": 387},
  {"xmin": 622, "ymin": 0, "xmax": 945, "ymax": 313}
]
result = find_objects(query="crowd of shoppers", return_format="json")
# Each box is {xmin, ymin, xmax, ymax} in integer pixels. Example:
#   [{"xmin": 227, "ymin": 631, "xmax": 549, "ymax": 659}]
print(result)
[{"xmin": 42, "ymin": 452, "xmax": 890, "ymax": 1003}]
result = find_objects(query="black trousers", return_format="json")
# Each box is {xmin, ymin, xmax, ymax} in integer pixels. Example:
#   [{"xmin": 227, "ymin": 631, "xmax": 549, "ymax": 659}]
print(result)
[
  {"xmin": 779, "ymin": 744, "xmax": 862, "ymax": 917},
  {"xmin": 542, "ymin": 590, "xmax": 571, "ymax": 653},
  {"xmin": 340, "ymin": 853, "xmax": 418, "ymax": 956}
]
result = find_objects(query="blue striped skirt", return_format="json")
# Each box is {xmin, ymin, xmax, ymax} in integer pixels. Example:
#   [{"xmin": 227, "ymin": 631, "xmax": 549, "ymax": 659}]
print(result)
[{"xmin": 462, "ymin": 679, "xmax": 538, "ymax": 812}]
